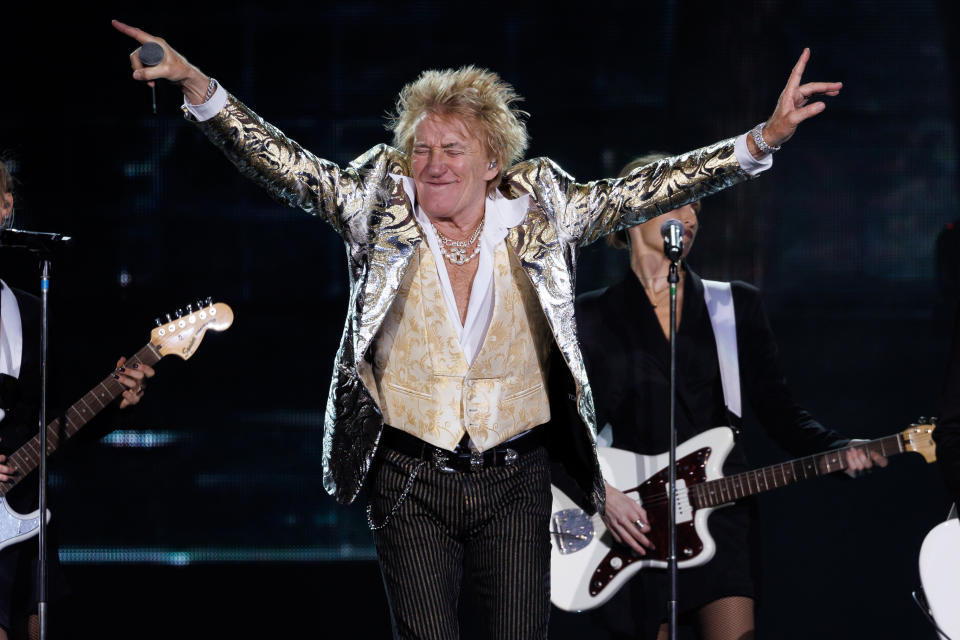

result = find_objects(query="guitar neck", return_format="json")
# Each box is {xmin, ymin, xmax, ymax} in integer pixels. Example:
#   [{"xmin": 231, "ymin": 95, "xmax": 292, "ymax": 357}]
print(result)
[
  {"xmin": 691, "ymin": 434, "xmax": 906, "ymax": 508},
  {"xmin": 0, "ymin": 342, "xmax": 162, "ymax": 497}
]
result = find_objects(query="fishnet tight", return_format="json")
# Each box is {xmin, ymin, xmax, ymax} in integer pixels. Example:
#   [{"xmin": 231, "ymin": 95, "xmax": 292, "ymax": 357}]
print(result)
[
  {"xmin": 0, "ymin": 613, "xmax": 40, "ymax": 640},
  {"xmin": 655, "ymin": 596, "xmax": 755, "ymax": 640}
]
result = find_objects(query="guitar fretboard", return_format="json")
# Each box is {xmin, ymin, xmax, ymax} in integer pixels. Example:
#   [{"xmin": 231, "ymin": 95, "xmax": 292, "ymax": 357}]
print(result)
[
  {"xmin": 0, "ymin": 343, "xmax": 161, "ymax": 497},
  {"xmin": 690, "ymin": 434, "xmax": 905, "ymax": 508}
]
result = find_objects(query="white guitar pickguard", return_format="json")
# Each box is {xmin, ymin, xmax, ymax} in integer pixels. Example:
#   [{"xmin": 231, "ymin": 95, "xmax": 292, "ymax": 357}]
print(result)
[
  {"xmin": 0, "ymin": 497, "xmax": 51, "ymax": 552},
  {"xmin": 550, "ymin": 427, "xmax": 735, "ymax": 612}
]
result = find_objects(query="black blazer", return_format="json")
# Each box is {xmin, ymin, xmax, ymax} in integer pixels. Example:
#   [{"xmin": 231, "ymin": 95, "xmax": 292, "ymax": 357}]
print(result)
[
  {"xmin": 0, "ymin": 287, "xmax": 41, "ymax": 457},
  {"xmin": 575, "ymin": 268, "xmax": 848, "ymax": 469},
  {"xmin": 0, "ymin": 287, "xmax": 42, "ymax": 513},
  {"xmin": 936, "ymin": 308, "xmax": 960, "ymax": 506}
]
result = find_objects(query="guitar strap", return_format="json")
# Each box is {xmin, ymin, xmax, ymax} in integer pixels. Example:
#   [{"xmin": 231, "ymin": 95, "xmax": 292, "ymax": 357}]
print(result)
[
  {"xmin": 702, "ymin": 280, "xmax": 741, "ymax": 419},
  {"xmin": 0, "ymin": 281, "xmax": 23, "ymax": 418}
]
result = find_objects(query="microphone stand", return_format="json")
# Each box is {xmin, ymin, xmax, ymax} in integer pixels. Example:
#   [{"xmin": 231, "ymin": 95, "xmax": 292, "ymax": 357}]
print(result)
[
  {"xmin": 657, "ymin": 218, "xmax": 684, "ymax": 640},
  {"xmin": 38, "ymin": 258, "xmax": 51, "ymax": 640},
  {"xmin": 666, "ymin": 256, "xmax": 680, "ymax": 640}
]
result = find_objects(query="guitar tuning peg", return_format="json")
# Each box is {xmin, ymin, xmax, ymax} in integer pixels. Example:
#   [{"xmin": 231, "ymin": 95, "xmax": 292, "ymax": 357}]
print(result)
[
  {"xmin": 186, "ymin": 303, "xmax": 194, "ymax": 313},
  {"xmin": 165, "ymin": 313, "xmax": 173, "ymax": 323},
  {"xmin": 176, "ymin": 308, "xmax": 184, "ymax": 318},
  {"xmin": 205, "ymin": 296, "xmax": 213, "ymax": 306},
  {"xmin": 155, "ymin": 317, "xmax": 163, "ymax": 327}
]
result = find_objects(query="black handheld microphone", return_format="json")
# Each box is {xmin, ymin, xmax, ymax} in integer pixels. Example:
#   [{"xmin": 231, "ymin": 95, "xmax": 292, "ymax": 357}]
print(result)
[
  {"xmin": 137, "ymin": 42, "xmax": 164, "ymax": 114},
  {"xmin": 0, "ymin": 229, "xmax": 74, "ymax": 254},
  {"xmin": 660, "ymin": 218, "xmax": 684, "ymax": 262},
  {"xmin": 138, "ymin": 42, "xmax": 164, "ymax": 66}
]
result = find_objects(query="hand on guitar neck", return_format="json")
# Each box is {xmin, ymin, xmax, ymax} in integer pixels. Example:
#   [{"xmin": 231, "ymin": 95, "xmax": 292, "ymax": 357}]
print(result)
[
  {"xmin": 0, "ymin": 355, "xmax": 156, "ymax": 482},
  {"xmin": 843, "ymin": 439, "xmax": 889, "ymax": 477},
  {"xmin": 114, "ymin": 355, "xmax": 157, "ymax": 409}
]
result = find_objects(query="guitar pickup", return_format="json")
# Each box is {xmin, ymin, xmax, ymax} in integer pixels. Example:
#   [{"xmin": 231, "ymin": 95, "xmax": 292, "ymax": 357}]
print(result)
[{"xmin": 666, "ymin": 479, "xmax": 694, "ymax": 523}]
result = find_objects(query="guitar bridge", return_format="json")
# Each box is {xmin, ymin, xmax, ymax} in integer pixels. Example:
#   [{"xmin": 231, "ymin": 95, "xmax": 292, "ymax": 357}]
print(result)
[{"xmin": 550, "ymin": 509, "xmax": 594, "ymax": 554}]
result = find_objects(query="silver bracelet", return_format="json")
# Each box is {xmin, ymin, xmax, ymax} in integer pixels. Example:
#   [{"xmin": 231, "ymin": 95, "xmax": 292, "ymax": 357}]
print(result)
[
  {"xmin": 203, "ymin": 77, "xmax": 218, "ymax": 103},
  {"xmin": 750, "ymin": 122, "xmax": 781, "ymax": 154}
]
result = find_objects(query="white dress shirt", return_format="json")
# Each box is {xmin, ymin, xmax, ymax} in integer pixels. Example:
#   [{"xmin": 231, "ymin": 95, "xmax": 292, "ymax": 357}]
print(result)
[{"xmin": 0, "ymin": 281, "xmax": 24, "ymax": 422}]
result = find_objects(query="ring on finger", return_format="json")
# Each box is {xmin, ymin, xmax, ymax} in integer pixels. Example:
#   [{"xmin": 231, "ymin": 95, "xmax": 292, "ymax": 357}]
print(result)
[{"xmin": 634, "ymin": 519, "xmax": 644, "ymax": 529}]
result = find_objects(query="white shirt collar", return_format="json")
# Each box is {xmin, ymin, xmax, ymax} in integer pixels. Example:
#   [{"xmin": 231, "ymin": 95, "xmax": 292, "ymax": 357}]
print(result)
[
  {"xmin": 388, "ymin": 174, "xmax": 530, "ymax": 241},
  {"xmin": 386, "ymin": 174, "xmax": 530, "ymax": 365}
]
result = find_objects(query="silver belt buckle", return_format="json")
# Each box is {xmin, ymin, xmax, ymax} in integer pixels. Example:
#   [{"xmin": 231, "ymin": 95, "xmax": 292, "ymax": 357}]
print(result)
[
  {"xmin": 431, "ymin": 448, "xmax": 456, "ymax": 473},
  {"xmin": 470, "ymin": 448, "xmax": 484, "ymax": 472},
  {"xmin": 504, "ymin": 448, "xmax": 518, "ymax": 467}
]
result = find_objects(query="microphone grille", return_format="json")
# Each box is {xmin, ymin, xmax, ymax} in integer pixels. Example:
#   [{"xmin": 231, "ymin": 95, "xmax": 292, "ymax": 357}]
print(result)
[
  {"xmin": 138, "ymin": 42, "xmax": 165, "ymax": 67},
  {"xmin": 660, "ymin": 218, "xmax": 683, "ymax": 237}
]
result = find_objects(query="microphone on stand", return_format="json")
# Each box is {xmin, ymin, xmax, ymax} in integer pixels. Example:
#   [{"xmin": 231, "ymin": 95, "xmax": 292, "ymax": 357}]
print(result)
[
  {"xmin": 660, "ymin": 218, "xmax": 684, "ymax": 262},
  {"xmin": 138, "ymin": 42, "xmax": 165, "ymax": 115},
  {"xmin": 0, "ymin": 229, "xmax": 74, "ymax": 254}
]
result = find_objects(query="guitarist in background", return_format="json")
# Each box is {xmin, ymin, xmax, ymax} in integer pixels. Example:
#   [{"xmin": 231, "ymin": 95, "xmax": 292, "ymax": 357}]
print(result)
[
  {"xmin": 0, "ymin": 158, "xmax": 155, "ymax": 640},
  {"xmin": 936, "ymin": 299, "xmax": 960, "ymax": 510},
  {"xmin": 576, "ymin": 155, "xmax": 887, "ymax": 640}
]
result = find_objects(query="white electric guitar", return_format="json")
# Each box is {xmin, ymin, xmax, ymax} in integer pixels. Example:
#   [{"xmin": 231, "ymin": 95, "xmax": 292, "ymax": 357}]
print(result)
[
  {"xmin": 0, "ymin": 300, "xmax": 233, "ymax": 551},
  {"xmin": 550, "ymin": 422, "xmax": 937, "ymax": 612},
  {"xmin": 919, "ymin": 508, "xmax": 960, "ymax": 639}
]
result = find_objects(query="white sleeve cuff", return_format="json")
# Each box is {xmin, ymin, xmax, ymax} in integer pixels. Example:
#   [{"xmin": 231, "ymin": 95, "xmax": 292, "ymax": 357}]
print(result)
[
  {"xmin": 734, "ymin": 132, "xmax": 773, "ymax": 176},
  {"xmin": 181, "ymin": 81, "xmax": 228, "ymax": 122}
]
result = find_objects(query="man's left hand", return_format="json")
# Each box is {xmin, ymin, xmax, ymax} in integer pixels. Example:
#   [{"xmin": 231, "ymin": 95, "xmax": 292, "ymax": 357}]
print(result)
[{"xmin": 749, "ymin": 48, "xmax": 842, "ymax": 158}]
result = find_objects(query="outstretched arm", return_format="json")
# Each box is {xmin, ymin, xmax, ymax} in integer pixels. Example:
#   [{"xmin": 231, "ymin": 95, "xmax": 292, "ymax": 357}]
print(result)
[
  {"xmin": 112, "ymin": 20, "xmax": 384, "ymax": 242},
  {"xmin": 543, "ymin": 48, "xmax": 841, "ymax": 246}
]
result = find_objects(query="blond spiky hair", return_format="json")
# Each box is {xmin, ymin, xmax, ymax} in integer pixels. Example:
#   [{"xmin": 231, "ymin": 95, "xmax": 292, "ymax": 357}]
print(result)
[{"xmin": 388, "ymin": 66, "xmax": 530, "ymax": 188}]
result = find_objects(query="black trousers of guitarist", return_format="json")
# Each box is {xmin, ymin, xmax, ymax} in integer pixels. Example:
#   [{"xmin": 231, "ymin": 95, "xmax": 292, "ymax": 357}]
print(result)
[{"xmin": 576, "ymin": 269, "xmax": 850, "ymax": 639}]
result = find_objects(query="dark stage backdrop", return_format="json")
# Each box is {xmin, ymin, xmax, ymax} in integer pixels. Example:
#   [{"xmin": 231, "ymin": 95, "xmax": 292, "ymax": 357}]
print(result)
[{"xmin": 2, "ymin": 1, "xmax": 957, "ymax": 638}]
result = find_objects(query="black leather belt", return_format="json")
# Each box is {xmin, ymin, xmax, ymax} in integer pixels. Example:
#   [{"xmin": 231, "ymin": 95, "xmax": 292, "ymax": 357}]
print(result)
[{"xmin": 379, "ymin": 425, "xmax": 544, "ymax": 473}]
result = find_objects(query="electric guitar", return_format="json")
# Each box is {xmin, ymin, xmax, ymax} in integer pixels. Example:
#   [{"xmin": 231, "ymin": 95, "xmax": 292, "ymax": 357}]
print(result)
[
  {"xmin": 0, "ymin": 300, "xmax": 234, "ymax": 551},
  {"xmin": 550, "ymin": 422, "xmax": 937, "ymax": 612}
]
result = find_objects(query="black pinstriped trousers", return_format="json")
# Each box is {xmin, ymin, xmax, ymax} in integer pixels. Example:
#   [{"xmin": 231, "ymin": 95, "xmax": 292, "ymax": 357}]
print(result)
[{"xmin": 368, "ymin": 444, "xmax": 552, "ymax": 640}]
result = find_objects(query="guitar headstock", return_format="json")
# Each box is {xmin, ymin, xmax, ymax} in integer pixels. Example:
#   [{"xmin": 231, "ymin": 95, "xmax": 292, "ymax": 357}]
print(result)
[
  {"xmin": 150, "ymin": 299, "xmax": 234, "ymax": 360},
  {"xmin": 902, "ymin": 418, "xmax": 937, "ymax": 463}
]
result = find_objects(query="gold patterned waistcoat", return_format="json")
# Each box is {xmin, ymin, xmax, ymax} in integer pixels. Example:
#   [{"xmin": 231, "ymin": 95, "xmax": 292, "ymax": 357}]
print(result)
[{"xmin": 366, "ymin": 239, "xmax": 552, "ymax": 452}]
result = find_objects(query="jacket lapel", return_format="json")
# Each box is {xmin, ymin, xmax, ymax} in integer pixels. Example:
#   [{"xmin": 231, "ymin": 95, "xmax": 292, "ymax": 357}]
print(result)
[
  {"xmin": 506, "ymin": 206, "xmax": 595, "ymax": 431},
  {"xmin": 353, "ymin": 175, "xmax": 422, "ymax": 366}
]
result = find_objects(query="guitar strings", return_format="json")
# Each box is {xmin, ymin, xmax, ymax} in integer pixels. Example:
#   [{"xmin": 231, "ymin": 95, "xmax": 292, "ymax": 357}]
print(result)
[{"xmin": 625, "ymin": 445, "xmax": 878, "ymax": 510}]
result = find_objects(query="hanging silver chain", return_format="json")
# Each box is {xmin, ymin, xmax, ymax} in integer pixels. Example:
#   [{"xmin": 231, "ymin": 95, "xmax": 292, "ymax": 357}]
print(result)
[{"xmin": 366, "ymin": 460, "xmax": 426, "ymax": 530}]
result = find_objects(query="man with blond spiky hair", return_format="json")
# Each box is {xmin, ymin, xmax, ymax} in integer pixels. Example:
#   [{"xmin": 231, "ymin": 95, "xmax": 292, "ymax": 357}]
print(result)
[{"xmin": 114, "ymin": 19, "xmax": 840, "ymax": 639}]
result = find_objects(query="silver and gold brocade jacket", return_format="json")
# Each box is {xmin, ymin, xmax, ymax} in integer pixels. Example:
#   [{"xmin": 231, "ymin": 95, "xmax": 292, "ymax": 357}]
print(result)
[{"xmin": 194, "ymin": 94, "xmax": 750, "ymax": 509}]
